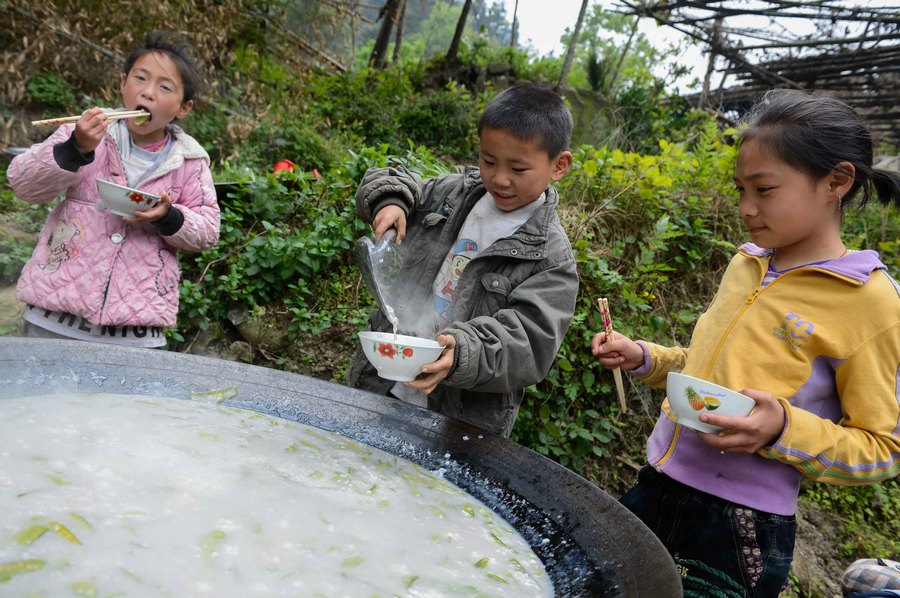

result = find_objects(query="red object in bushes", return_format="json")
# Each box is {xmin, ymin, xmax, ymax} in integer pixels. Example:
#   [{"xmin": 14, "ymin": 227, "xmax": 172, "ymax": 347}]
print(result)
[{"xmin": 272, "ymin": 159, "xmax": 296, "ymax": 173}]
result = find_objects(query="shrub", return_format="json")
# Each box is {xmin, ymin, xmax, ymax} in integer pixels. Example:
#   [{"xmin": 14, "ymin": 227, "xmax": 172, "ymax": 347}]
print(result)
[
  {"xmin": 0, "ymin": 169, "xmax": 49, "ymax": 284},
  {"xmin": 27, "ymin": 72, "xmax": 78, "ymax": 110},
  {"xmin": 304, "ymin": 66, "xmax": 484, "ymax": 163}
]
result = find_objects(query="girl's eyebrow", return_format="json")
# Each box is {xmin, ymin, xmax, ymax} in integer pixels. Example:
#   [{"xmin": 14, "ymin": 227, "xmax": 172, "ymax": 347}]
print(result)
[
  {"xmin": 132, "ymin": 67, "xmax": 181, "ymax": 89},
  {"xmin": 733, "ymin": 171, "xmax": 778, "ymax": 181}
]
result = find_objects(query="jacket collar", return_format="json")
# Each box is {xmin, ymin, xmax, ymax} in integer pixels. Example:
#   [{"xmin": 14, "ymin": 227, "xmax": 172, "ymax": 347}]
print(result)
[
  {"xmin": 107, "ymin": 116, "xmax": 209, "ymax": 164},
  {"xmin": 739, "ymin": 242, "xmax": 887, "ymax": 285}
]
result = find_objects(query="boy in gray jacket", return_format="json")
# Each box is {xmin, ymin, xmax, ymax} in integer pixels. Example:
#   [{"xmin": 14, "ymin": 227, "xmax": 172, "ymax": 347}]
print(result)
[{"xmin": 346, "ymin": 84, "xmax": 578, "ymax": 437}]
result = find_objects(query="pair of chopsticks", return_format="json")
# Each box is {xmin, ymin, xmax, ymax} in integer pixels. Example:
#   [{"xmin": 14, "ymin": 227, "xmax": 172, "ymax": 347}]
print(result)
[
  {"xmin": 31, "ymin": 110, "xmax": 150, "ymax": 127},
  {"xmin": 597, "ymin": 297, "xmax": 627, "ymax": 413}
]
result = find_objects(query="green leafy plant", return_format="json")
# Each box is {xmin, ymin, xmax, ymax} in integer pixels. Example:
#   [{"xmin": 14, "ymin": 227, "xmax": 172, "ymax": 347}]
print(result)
[
  {"xmin": 0, "ymin": 236, "xmax": 34, "ymax": 283},
  {"xmin": 26, "ymin": 72, "xmax": 78, "ymax": 110},
  {"xmin": 0, "ymin": 170, "xmax": 49, "ymax": 284},
  {"xmin": 801, "ymin": 480, "xmax": 900, "ymax": 557}
]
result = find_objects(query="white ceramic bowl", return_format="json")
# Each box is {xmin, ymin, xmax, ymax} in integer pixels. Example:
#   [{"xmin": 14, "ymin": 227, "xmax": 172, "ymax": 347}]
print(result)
[
  {"xmin": 96, "ymin": 179, "xmax": 160, "ymax": 217},
  {"xmin": 358, "ymin": 331, "xmax": 444, "ymax": 382},
  {"xmin": 666, "ymin": 372, "xmax": 756, "ymax": 433}
]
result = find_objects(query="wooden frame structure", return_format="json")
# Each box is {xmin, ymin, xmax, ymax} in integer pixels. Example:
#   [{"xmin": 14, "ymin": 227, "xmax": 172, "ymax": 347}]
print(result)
[{"xmin": 621, "ymin": 0, "xmax": 900, "ymax": 146}]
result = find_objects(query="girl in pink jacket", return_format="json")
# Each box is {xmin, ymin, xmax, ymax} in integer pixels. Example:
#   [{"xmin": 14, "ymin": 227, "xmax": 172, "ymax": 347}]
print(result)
[{"xmin": 9, "ymin": 31, "xmax": 220, "ymax": 347}]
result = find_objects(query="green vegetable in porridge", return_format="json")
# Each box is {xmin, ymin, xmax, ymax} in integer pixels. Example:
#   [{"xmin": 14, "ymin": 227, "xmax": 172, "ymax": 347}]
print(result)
[{"xmin": 0, "ymin": 393, "xmax": 552, "ymax": 596}]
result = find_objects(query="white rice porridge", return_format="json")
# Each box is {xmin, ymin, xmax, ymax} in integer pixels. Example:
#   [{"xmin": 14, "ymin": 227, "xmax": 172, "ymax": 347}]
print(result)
[{"xmin": 0, "ymin": 393, "xmax": 552, "ymax": 596}]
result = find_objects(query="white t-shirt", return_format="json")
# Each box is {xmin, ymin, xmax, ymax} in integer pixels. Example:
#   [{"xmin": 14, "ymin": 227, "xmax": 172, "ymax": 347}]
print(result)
[
  {"xmin": 431, "ymin": 191, "xmax": 545, "ymax": 329},
  {"xmin": 117, "ymin": 120, "xmax": 172, "ymax": 187}
]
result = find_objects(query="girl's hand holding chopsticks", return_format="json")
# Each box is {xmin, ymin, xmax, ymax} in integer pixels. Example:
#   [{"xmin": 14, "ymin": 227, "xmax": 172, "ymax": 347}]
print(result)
[
  {"xmin": 72, "ymin": 107, "xmax": 110, "ymax": 155},
  {"xmin": 590, "ymin": 329, "xmax": 644, "ymax": 371},
  {"xmin": 592, "ymin": 298, "xmax": 632, "ymax": 412},
  {"xmin": 35, "ymin": 107, "xmax": 149, "ymax": 155}
]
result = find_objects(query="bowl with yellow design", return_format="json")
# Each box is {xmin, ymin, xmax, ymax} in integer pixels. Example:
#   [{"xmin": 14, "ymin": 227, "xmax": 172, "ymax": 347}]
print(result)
[
  {"xmin": 358, "ymin": 331, "xmax": 444, "ymax": 382},
  {"xmin": 666, "ymin": 372, "xmax": 756, "ymax": 433},
  {"xmin": 96, "ymin": 179, "xmax": 160, "ymax": 217}
]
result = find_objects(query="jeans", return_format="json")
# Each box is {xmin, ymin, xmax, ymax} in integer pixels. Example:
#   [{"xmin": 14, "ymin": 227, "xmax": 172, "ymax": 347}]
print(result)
[{"xmin": 621, "ymin": 466, "xmax": 796, "ymax": 597}]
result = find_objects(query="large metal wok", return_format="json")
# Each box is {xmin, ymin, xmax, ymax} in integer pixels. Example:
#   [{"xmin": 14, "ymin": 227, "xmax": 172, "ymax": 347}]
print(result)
[{"xmin": 0, "ymin": 337, "xmax": 681, "ymax": 596}]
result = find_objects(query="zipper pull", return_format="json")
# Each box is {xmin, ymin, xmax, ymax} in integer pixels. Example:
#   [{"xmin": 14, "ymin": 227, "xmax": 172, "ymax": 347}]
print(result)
[{"xmin": 746, "ymin": 290, "xmax": 759, "ymax": 304}]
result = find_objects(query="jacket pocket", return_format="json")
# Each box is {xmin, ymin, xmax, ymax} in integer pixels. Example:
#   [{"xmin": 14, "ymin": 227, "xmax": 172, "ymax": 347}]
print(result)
[
  {"xmin": 444, "ymin": 389, "xmax": 521, "ymax": 438},
  {"xmin": 151, "ymin": 248, "xmax": 180, "ymax": 300},
  {"xmin": 479, "ymin": 273, "xmax": 511, "ymax": 314}
]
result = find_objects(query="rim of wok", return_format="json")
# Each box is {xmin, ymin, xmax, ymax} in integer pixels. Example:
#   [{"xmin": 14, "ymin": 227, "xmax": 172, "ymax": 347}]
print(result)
[{"xmin": 0, "ymin": 337, "xmax": 681, "ymax": 596}]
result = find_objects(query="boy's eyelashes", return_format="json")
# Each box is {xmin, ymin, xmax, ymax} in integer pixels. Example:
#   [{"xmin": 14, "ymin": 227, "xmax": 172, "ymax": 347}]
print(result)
[{"xmin": 479, "ymin": 159, "xmax": 529, "ymax": 173}]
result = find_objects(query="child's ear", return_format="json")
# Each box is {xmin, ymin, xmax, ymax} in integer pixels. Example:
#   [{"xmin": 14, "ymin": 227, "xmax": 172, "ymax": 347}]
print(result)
[
  {"xmin": 550, "ymin": 151, "xmax": 573, "ymax": 182},
  {"xmin": 829, "ymin": 161, "xmax": 856, "ymax": 197},
  {"xmin": 176, "ymin": 99, "xmax": 194, "ymax": 120},
  {"xmin": 120, "ymin": 72, "xmax": 127, "ymax": 94}
]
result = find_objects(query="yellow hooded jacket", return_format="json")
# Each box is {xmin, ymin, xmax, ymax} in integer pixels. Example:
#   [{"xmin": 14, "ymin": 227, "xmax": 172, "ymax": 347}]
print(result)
[{"xmin": 634, "ymin": 243, "xmax": 900, "ymax": 516}]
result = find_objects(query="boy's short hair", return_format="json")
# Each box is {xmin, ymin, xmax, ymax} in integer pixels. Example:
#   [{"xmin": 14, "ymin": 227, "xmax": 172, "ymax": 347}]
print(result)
[{"xmin": 477, "ymin": 85, "xmax": 573, "ymax": 158}]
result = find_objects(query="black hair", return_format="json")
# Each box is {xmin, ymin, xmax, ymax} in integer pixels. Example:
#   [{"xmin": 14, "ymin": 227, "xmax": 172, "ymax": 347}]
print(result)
[
  {"xmin": 477, "ymin": 84, "xmax": 573, "ymax": 158},
  {"xmin": 123, "ymin": 30, "xmax": 204, "ymax": 103},
  {"xmin": 740, "ymin": 88, "xmax": 900, "ymax": 212}
]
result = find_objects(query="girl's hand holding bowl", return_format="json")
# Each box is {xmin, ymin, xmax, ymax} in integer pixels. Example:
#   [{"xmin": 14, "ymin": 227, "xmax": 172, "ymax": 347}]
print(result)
[
  {"xmin": 124, "ymin": 191, "xmax": 173, "ymax": 225},
  {"xmin": 666, "ymin": 372, "xmax": 756, "ymax": 434},
  {"xmin": 96, "ymin": 179, "xmax": 161, "ymax": 217},
  {"xmin": 698, "ymin": 388, "xmax": 787, "ymax": 454}
]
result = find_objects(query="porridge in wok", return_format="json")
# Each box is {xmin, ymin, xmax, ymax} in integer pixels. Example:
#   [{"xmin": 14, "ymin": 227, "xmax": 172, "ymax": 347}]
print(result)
[{"xmin": 0, "ymin": 393, "xmax": 552, "ymax": 596}]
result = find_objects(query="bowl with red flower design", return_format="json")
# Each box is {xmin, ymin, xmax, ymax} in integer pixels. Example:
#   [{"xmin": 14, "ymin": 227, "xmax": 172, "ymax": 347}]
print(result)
[
  {"xmin": 358, "ymin": 331, "xmax": 444, "ymax": 382},
  {"xmin": 666, "ymin": 372, "xmax": 756, "ymax": 433},
  {"xmin": 96, "ymin": 179, "xmax": 160, "ymax": 217}
]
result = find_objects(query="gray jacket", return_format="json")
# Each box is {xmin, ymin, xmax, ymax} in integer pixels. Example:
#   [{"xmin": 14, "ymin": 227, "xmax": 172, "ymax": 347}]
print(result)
[{"xmin": 346, "ymin": 165, "xmax": 579, "ymax": 437}]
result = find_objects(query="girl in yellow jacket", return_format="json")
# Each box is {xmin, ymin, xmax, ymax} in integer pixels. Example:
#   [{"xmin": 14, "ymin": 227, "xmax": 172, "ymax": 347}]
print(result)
[{"xmin": 593, "ymin": 89, "xmax": 900, "ymax": 597}]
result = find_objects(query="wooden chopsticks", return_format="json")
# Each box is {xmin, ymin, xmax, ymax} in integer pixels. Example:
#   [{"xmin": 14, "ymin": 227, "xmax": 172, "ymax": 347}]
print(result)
[
  {"xmin": 597, "ymin": 297, "xmax": 628, "ymax": 413},
  {"xmin": 31, "ymin": 110, "xmax": 150, "ymax": 127}
]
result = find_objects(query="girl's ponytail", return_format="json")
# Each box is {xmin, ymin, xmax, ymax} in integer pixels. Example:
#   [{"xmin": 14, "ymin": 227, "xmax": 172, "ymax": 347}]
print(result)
[{"xmin": 870, "ymin": 169, "xmax": 900, "ymax": 209}]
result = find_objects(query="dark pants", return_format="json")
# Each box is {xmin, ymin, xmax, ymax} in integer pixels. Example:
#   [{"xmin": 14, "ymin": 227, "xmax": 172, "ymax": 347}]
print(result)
[{"xmin": 620, "ymin": 466, "xmax": 796, "ymax": 597}]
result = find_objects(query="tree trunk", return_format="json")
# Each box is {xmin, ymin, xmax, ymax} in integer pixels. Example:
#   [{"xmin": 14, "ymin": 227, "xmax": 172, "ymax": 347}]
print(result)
[
  {"xmin": 510, "ymin": 0, "xmax": 519, "ymax": 48},
  {"xmin": 606, "ymin": 18, "xmax": 638, "ymax": 94},
  {"xmin": 555, "ymin": 0, "xmax": 590, "ymax": 92},
  {"xmin": 350, "ymin": 0, "xmax": 359, "ymax": 61},
  {"xmin": 369, "ymin": 0, "xmax": 404, "ymax": 69},
  {"xmin": 700, "ymin": 18, "xmax": 723, "ymax": 109},
  {"xmin": 392, "ymin": 0, "xmax": 407, "ymax": 63},
  {"xmin": 446, "ymin": 0, "xmax": 473, "ymax": 63}
]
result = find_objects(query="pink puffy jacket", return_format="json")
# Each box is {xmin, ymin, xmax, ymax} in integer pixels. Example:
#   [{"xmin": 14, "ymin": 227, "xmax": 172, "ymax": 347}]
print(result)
[{"xmin": 8, "ymin": 121, "xmax": 220, "ymax": 328}]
